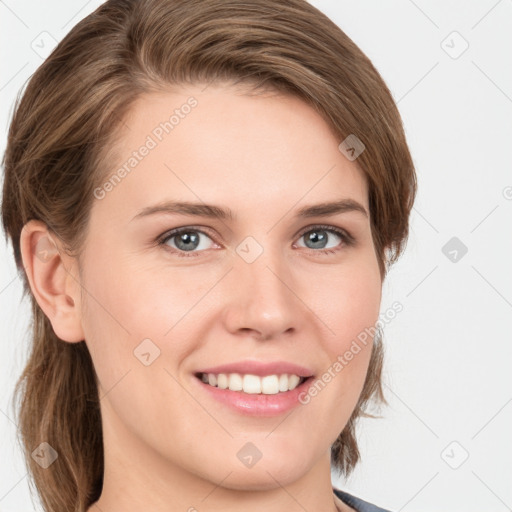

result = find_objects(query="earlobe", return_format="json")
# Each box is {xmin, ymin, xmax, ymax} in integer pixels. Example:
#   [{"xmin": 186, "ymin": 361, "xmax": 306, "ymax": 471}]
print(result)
[{"xmin": 19, "ymin": 219, "xmax": 85, "ymax": 343}]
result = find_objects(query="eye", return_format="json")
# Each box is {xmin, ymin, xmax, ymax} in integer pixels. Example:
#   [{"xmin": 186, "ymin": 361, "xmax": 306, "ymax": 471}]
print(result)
[
  {"xmin": 294, "ymin": 224, "xmax": 355, "ymax": 254},
  {"xmin": 157, "ymin": 227, "xmax": 217, "ymax": 258},
  {"xmin": 156, "ymin": 224, "xmax": 355, "ymax": 258}
]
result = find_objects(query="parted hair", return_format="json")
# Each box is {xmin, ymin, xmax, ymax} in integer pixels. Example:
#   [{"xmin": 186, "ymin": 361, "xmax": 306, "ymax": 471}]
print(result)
[{"xmin": 1, "ymin": 1, "xmax": 416, "ymax": 511}]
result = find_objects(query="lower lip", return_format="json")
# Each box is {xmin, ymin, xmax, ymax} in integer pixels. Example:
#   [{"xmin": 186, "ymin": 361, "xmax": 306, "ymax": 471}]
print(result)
[{"xmin": 193, "ymin": 375, "xmax": 314, "ymax": 417}]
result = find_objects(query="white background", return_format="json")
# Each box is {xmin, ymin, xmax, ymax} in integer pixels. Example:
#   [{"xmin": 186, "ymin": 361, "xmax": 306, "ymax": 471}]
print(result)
[{"xmin": 1, "ymin": 1, "xmax": 511, "ymax": 511}]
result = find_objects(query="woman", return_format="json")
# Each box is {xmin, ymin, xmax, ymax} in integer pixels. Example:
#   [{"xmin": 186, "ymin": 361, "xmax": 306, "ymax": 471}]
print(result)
[{"xmin": 1, "ymin": 1, "xmax": 416, "ymax": 511}]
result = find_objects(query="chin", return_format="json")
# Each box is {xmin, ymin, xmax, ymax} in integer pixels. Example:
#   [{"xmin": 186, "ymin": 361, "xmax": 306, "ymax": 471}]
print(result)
[
  {"xmin": 204, "ymin": 450, "xmax": 313, "ymax": 491},
  {"xmin": 215, "ymin": 466, "xmax": 305, "ymax": 491}
]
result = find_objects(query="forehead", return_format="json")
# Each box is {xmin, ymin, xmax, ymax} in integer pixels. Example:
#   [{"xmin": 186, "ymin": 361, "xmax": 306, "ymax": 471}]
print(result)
[{"xmin": 94, "ymin": 84, "xmax": 369, "ymax": 223}]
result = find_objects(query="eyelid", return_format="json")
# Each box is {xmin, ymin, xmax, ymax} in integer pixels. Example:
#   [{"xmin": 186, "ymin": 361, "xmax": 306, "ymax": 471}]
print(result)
[{"xmin": 295, "ymin": 223, "xmax": 354, "ymax": 243}]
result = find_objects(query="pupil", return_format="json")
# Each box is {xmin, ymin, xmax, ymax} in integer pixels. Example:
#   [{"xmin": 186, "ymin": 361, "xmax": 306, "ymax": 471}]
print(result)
[
  {"xmin": 307, "ymin": 230, "xmax": 327, "ymax": 249},
  {"xmin": 177, "ymin": 232, "xmax": 199, "ymax": 251}
]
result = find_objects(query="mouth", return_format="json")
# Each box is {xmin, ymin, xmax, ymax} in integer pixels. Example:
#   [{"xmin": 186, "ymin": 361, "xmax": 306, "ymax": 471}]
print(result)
[
  {"xmin": 194, "ymin": 372, "xmax": 312, "ymax": 395},
  {"xmin": 192, "ymin": 370, "xmax": 315, "ymax": 416},
  {"xmin": 191, "ymin": 360, "xmax": 316, "ymax": 416}
]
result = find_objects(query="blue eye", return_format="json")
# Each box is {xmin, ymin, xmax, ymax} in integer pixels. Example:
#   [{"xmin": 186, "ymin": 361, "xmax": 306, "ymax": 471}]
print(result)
[
  {"xmin": 295, "ymin": 225, "xmax": 355, "ymax": 254},
  {"xmin": 157, "ymin": 224, "xmax": 355, "ymax": 258},
  {"xmin": 158, "ymin": 227, "xmax": 216, "ymax": 257}
]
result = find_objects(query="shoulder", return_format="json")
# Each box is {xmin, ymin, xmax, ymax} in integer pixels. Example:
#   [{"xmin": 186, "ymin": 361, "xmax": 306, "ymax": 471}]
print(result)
[{"xmin": 333, "ymin": 487, "xmax": 394, "ymax": 512}]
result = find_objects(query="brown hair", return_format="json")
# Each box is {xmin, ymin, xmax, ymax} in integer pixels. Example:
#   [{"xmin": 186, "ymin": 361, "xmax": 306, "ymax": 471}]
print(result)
[{"xmin": 1, "ymin": 0, "xmax": 416, "ymax": 511}]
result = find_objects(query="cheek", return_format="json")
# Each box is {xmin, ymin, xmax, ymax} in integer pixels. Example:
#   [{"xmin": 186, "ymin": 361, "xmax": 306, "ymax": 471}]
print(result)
[
  {"xmin": 285, "ymin": 264, "xmax": 381, "ymax": 456},
  {"xmin": 307, "ymin": 251, "xmax": 382, "ymax": 408},
  {"xmin": 76, "ymin": 243, "xmax": 169, "ymax": 389},
  {"xmin": 308, "ymin": 248, "xmax": 382, "ymax": 355},
  {"xmin": 77, "ymin": 241, "xmax": 223, "ymax": 397},
  {"xmin": 80, "ymin": 241, "xmax": 188, "ymax": 338}
]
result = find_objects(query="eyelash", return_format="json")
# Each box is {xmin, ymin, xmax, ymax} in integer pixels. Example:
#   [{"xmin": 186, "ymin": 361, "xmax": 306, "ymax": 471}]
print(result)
[{"xmin": 156, "ymin": 224, "xmax": 355, "ymax": 258}]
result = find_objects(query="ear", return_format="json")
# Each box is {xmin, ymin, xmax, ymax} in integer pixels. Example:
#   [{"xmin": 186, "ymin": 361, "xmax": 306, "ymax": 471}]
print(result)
[{"xmin": 19, "ymin": 219, "xmax": 85, "ymax": 343}]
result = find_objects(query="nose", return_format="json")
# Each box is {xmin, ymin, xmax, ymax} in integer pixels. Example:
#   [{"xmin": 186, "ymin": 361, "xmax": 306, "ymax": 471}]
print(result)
[{"xmin": 222, "ymin": 243, "xmax": 304, "ymax": 341}]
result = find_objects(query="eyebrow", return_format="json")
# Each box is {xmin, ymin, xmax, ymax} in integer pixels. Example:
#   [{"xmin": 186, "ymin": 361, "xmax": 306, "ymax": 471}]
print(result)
[{"xmin": 131, "ymin": 198, "xmax": 368, "ymax": 222}]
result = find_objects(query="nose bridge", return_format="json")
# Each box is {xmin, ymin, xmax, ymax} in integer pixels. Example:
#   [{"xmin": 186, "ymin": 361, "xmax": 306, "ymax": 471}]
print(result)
[{"xmin": 226, "ymin": 237, "xmax": 299, "ymax": 337}]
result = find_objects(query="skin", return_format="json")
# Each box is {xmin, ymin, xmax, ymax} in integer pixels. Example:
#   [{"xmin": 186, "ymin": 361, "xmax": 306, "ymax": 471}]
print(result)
[{"xmin": 20, "ymin": 83, "xmax": 383, "ymax": 512}]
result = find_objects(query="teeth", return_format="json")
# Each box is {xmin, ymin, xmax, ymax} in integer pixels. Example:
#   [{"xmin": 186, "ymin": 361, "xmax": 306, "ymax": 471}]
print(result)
[
  {"xmin": 200, "ymin": 372, "xmax": 305, "ymax": 394},
  {"xmin": 217, "ymin": 373, "xmax": 228, "ymax": 389},
  {"xmin": 279, "ymin": 374, "xmax": 289, "ymax": 392},
  {"xmin": 243, "ymin": 374, "xmax": 261, "ymax": 394},
  {"xmin": 228, "ymin": 373, "xmax": 242, "ymax": 391}
]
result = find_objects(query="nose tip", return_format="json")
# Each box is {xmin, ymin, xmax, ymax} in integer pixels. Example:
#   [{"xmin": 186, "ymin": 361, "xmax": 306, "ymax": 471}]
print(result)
[{"xmin": 224, "ymin": 250, "xmax": 300, "ymax": 341}]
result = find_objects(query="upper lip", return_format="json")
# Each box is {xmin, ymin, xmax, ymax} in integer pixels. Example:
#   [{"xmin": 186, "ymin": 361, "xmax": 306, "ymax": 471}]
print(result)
[{"xmin": 195, "ymin": 360, "xmax": 315, "ymax": 378}]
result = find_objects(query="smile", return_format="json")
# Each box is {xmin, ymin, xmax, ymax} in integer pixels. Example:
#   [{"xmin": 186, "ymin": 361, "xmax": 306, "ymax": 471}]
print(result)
[{"xmin": 196, "ymin": 372, "xmax": 307, "ymax": 394}]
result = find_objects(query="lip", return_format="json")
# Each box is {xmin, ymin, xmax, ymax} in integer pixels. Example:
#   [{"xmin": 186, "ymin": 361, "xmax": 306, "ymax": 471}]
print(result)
[
  {"xmin": 194, "ymin": 360, "xmax": 315, "ymax": 378},
  {"xmin": 193, "ymin": 373, "xmax": 315, "ymax": 417}
]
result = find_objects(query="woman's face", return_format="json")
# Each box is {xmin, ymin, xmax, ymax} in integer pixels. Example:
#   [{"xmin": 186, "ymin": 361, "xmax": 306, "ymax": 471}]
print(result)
[{"xmin": 77, "ymin": 83, "xmax": 382, "ymax": 490}]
